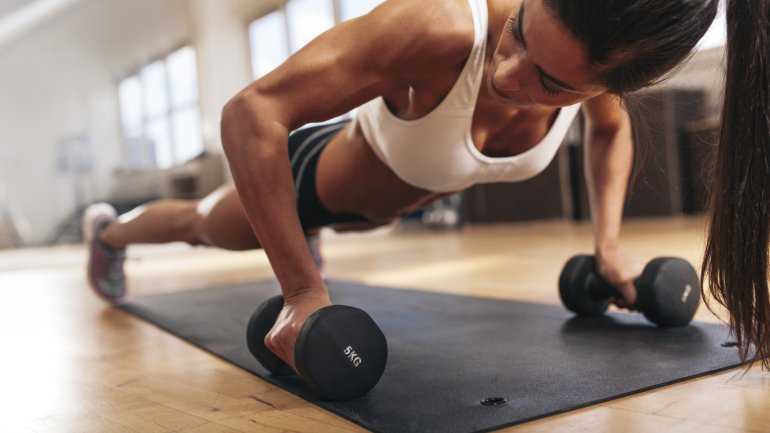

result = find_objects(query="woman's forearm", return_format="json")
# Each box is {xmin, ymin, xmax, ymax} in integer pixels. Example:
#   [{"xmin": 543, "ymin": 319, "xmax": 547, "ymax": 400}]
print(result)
[
  {"xmin": 220, "ymin": 95, "xmax": 327, "ymax": 299},
  {"xmin": 583, "ymin": 115, "xmax": 633, "ymax": 255}
]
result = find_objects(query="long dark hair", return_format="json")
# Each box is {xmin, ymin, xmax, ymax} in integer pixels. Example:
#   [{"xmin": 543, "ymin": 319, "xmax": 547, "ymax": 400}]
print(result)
[
  {"xmin": 544, "ymin": 1, "xmax": 770, "ymax": 368},
  {"xmin": 703, "ymin": 0, "xmax": 770, "ymax": 369}
]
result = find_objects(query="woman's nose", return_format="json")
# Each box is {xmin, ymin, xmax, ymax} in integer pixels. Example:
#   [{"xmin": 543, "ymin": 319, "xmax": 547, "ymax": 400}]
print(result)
[{"xmin": 494, "ymin": 57, "xmax": 527, "ymax": 91}]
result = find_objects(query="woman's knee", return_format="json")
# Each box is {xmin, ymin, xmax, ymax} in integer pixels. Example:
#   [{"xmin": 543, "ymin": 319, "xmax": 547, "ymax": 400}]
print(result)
[
  {"xmin": 196, "ymin": 184, "xmax": 261, "ymax": 250},
  {"xmin": 168, "ymin": 201, "xmax": 207, "ymax": 246}
]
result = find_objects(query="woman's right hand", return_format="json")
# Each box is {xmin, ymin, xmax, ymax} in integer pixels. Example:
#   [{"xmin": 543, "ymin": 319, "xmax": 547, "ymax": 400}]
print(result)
[{"xmin": 264, "ymin": 290, "xmax": 333, "ymax": 373}]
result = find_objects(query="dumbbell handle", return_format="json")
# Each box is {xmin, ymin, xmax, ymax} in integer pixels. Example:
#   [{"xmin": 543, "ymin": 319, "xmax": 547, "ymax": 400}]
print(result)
[{"xmin": 586, "ymin": 272, "xmax": 634, "ymax": 301}]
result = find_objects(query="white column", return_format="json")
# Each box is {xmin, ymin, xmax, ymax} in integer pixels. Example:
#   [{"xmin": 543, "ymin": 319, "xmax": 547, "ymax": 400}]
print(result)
[{"xmin": 189, "ymin": 0, "xmax": 253, "ymax": 154}]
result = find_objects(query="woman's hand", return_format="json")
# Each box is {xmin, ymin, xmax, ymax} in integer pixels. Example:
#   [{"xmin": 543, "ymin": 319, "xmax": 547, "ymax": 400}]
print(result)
[
  {"xmin": 595, "ymin": 247, "xmax": 646, "ymax": 310},
  {"xmin": 264, "ymin": 289, "xmax": 332, "ymax": 373}
]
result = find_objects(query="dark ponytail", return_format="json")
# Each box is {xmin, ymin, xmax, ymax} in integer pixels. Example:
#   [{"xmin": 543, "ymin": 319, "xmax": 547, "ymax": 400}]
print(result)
[{"xmin": 703, "ymin": 0, "xmax": 770, "ymax": 369}]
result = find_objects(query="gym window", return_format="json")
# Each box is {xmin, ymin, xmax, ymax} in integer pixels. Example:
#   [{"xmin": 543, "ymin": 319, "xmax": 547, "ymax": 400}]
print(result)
[
  {"xmin": 118, "ymin": 46, "xmax": 203, "ymax": 170},
  {"xmin": 249, "ymin": 0, "xmax": 385, "ymax": 79},
  {"xmin": 697, "ymin": 1, "xmax": 726, "ymax": 51}
]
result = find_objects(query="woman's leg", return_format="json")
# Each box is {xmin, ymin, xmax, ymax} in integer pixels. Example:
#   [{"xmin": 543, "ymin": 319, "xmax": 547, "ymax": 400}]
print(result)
[
  {"xmin": 84, "ymin": 183, "xmax": 260, "ymax": 303},
  {"xmin": 99, "ymin": 183, "xmax": 260, "ymax": 251}
]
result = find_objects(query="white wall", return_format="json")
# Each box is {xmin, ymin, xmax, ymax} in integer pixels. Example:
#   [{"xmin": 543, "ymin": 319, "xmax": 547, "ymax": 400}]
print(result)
[
  {"xmin": 0, "ymin": 0, "xmax": 242, "ymax": 245},
  {"xmin": 190, "ymin": 0, "xmax": 256, "ymax": 155}
]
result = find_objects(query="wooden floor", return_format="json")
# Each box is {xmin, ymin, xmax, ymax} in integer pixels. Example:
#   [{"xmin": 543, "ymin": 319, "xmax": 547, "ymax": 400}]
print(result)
[{"xmin": 1, "ymin": 217, "xmax": 768, "ymax": 433}]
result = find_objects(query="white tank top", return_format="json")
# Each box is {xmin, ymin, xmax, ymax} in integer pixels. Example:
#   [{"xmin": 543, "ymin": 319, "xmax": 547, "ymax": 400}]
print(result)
[{"xmin": 355, "ymin": 0, "xmax": 581, "ymax": 193}]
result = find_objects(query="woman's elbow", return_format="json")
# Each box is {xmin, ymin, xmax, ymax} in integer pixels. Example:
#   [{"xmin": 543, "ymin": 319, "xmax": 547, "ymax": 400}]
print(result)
[
  {"xmin": 220, "ymin": 93, "xmax": 253, "ymax": 149},
  {"xmin": 220, "ymin": 93, "xmax": 289, "ymax": 160}
]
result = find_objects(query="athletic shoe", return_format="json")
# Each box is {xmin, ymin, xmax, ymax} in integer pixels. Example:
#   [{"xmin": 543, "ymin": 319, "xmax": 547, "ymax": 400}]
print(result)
[{"xmin": 82, "ymin": 203, "xmax": 127, "ymax": 304}]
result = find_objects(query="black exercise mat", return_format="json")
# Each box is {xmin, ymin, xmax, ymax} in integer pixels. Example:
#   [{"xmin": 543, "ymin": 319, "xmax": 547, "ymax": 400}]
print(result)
[{"xmin": 120, "ymin": 280, "xmax": 745, "ymax": 433}]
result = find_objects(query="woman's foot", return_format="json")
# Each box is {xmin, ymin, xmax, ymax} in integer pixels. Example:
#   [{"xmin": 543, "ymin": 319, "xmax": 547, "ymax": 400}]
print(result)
[{"xmin": 82, "ymin": 203, "xmax": 127, "ymax": 304}]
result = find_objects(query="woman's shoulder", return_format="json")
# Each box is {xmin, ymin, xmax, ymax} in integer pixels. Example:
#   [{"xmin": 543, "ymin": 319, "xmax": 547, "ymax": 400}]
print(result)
[
  {"xmin": 373, "ymin": 0, "xmax": 473, "ymax": 31},
  {"xmin": 366, "ymin": 0, "xmax": 476, "ymax": 78}
]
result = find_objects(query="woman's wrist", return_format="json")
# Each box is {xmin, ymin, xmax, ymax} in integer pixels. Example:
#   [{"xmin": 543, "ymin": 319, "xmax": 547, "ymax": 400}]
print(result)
[{"xmin": 594, "ymin": 239, "xmax": 620, "ymax": 258}]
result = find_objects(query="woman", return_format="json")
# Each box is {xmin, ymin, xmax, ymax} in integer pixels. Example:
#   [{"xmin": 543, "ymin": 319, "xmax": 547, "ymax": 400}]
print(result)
[{"xmin": 84, "ymin": 0, "xmax": 768, "ymax": 372}]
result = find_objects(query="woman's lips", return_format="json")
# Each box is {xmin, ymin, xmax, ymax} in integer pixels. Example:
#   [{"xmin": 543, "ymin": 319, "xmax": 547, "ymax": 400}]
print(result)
[{"xmin": 488, "ymin": 77, "xmax": 522, "ymax": 104}]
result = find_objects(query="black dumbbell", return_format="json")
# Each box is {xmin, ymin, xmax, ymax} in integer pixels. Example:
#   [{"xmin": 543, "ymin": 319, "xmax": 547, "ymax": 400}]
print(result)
[
  {"xmin": 558, "ymin": 255, "xmax": 701, "ymax": 327},
  {"xmin": 246, "ymin": 295, "xmax": 388, "ymax": 400}
]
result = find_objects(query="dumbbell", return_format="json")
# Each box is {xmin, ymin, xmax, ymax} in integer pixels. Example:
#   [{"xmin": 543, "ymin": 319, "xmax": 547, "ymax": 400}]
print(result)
[
  {"xmin": 246, "ymin": 296, "xmax": 388, "ymax": 400},
  {"xmin": 558, "ymin": 255, "xmax": 701, "ymax": 327}
]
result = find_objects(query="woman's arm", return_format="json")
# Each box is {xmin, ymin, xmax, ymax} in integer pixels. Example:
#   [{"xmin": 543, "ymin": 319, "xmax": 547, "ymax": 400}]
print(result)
[
  {"xmin": 220, "ymin": 0, "xmax": 471, "ymax": 370},
  {"xmin": 581, "ymin": 94, "xmax": 643, "ymax": 306},
  {"xmin": 222, "ymin": 0, "xmax": 467, "ymax": 298}
]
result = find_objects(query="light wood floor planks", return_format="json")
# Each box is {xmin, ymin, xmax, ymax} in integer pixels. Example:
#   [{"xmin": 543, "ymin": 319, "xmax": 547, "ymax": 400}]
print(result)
[{"xmin": 1, "ymin": 217, "xmax": 768, "ymax": 433}]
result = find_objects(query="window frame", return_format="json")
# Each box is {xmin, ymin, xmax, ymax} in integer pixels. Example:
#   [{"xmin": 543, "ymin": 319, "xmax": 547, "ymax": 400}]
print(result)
[
  {"xmin": 117, "ymin": 43, "xmax": 203, "ymax": 171},
  {"xmin": 248, "ymin": 0, "xmax": 386, "ymax": 80}
]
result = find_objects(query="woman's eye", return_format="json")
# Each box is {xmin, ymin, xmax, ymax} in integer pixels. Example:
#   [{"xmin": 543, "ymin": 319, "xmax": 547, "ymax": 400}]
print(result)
[
  {"xmin": 507, "ymin": 15, "xmax": 560, "ymax": 98},
  {"xmin": 539, "ymin": 76, "xmax": 561, "ymax": 97},
  {"xmin": 508, "ymin": 18, "xmax": 520, "ymax": 42}
]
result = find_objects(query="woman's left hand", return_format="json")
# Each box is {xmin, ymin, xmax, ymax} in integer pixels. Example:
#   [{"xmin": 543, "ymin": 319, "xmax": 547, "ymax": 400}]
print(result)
[{"xmin": 595, "ymin": 247, "xmax": 646, "ymax": 310}]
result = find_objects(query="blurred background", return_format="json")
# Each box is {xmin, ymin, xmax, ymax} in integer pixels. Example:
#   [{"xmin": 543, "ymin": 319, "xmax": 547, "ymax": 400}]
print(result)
[{"xmin": 0, "ymin": 0, "xmax": 728, "ymax": 249}]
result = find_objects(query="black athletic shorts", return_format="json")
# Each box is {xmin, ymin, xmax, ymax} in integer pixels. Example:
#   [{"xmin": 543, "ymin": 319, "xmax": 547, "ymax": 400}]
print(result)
[{"xmin": 288, "ymin": 120, "xmax": 371, "ymax": 231}]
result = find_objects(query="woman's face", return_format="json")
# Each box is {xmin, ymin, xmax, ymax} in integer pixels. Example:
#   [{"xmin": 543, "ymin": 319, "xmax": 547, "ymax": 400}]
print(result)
[{"xmin": 488, "ymin": 0, "xmax": 606, "ymax": 107}]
